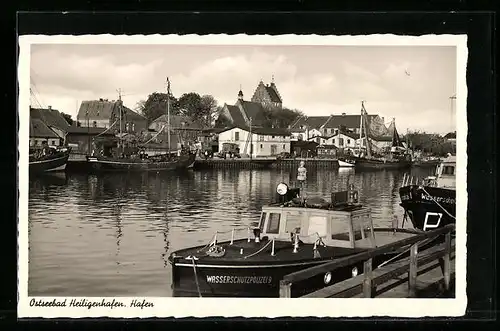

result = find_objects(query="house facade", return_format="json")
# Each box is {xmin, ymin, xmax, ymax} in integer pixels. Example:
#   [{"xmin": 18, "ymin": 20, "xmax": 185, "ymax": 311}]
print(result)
[
  {"xmin": 77, "ymin": 99, "xmax": 147, "ymax": 135},
  {"xmin": 29, "ymin": 118, "xmax": 62, "ymax": 147},
  {"xmin": 218, "ymin": 126, "xmax": 291, "ymax": 157}
]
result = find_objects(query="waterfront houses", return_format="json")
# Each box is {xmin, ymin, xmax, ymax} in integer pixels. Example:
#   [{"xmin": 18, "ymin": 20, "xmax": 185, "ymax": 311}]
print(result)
[
  {"xmin": 217, "ymin": 125, "xmax": 291, "ymax": 157},
  {"xmin": 76, "ymin": 98, "xmax": 147, "ymax": 137},
  {"xmin": 65, "ymin": 126, "xmax": 116, "ymax": 156},
  {"xmin": 29, "ymin": 106, "xmax": 71, "ymax": 147},
  {"xmin": 148, "ymin": 114, "xmax": 203, "ymax": 149}
]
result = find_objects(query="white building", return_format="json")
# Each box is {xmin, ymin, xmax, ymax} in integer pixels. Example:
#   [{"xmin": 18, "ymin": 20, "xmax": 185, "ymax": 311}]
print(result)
[{"xmin": 218, "ymin": 126, "xmax": 291, "ymax": 157}]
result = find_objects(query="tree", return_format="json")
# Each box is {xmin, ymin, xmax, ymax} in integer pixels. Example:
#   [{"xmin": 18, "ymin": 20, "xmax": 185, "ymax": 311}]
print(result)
[
  {"xmin": 178, "ymin": 92, "xmax": 202, "ymax": 121},
  {"xmin": 61, "ymin": 112, "xmax": 73, "ymax": 125},
  {"xmin": 263, "ymin": 107, "xmax": 303, "ymax": 128},
  {"xmin": 199, "ymin": 95, "xmax": 219, "ymax": 127},
  {"xmin": 137, "ymin": 92, "xmax": 180, "ymax": 123}
]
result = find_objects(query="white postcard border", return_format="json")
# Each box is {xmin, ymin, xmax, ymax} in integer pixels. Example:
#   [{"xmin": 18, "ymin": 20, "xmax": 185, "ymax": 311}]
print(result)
[{"xmin": 18, "ymin": 33, "xmax": 468, "ymax": 318}]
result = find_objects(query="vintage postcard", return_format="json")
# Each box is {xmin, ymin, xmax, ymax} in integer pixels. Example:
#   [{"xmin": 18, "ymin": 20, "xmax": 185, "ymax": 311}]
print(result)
[{"xmin": 18, "ymin": 33, "xmax": 467, "ymax": 318}]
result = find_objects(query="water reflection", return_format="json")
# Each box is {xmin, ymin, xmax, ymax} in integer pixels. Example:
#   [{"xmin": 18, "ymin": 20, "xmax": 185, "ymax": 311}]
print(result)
[{"xmin": 28, "ymin": 167, "xmax": 434, "ymax": 296}]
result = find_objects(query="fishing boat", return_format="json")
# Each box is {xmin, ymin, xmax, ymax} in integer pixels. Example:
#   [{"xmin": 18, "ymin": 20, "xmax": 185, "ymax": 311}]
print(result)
[
  {"xmin": 168, "ymin": 182, "xmax": 434, "ymax": 298},
  {"xmin": 345, "ymin": 102, "xmax": 412, "ymax": 170},
  {"xmin": 86, "ymin": 78, "xmax": 196, "ymax": 172},
  {"xmin": 29, "ymin": 145, "xmax": 71, "ymax": 173},
  {"xmin": 338, "ymin": 159, "xmax": 355, "ymax": 168},
  {"xmin": 399, "ymin": 154, "xmax": 456, "ymax": 231}
]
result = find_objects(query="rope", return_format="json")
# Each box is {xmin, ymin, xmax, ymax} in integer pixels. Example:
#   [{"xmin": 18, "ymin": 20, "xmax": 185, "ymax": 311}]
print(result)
[
  {"xmin": 190, "ymin": 258, "xmax": 202, "ymax": 298},
  {"xmin": 140, "ymin": 124, "xmax": 166, "ymax": 145},
  {"xmin": 93, "ymin": 119, "xmax": 118, "ymax": 138},
  {"xmin": 243, "ymin": 240, "xmax": 273, "ymax": 259},
  {"xmin": 420, "ymin": 186, "xmax": 456, "ymax": 220},
  {"xmin": 196, "ymin": 233, "xmax": 217, "ymax": 253}
]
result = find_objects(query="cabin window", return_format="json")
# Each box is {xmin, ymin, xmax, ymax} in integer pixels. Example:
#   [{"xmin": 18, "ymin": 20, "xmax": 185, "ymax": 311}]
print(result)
[
  {"xmin": 266, "ymin": 213, "xmax": 281, "ymax": 234},
  {"xmin": 308, "ymin": 216, "xmax": 328, "ymax": 237},
  {"xmin": 258, "ymin": 213, "xmax": 267, "ymax": 232},
  {"xmin": 442, "ymin": 166, "xmax": 455, "ymax": 175},
  {"xmin": 285, "ymin": 212, "xmax": 302, "ymax": 233},
  {"xmin": 234, "ymin": 132, "xmax": 240, "ymax": 141},
  {"xmin": 330, "ymin": 216, "xmax": 352, "ymax": 241}
]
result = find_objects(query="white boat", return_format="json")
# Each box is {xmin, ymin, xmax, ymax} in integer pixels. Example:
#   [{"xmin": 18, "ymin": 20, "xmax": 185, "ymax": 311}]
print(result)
[{"xmin": 338, "ymin": 159, "xmax": 355, "ymax": 167}]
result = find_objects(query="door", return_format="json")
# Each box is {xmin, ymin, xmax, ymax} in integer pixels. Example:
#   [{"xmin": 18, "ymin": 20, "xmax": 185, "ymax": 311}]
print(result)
[{"xmin": 270, "ymin": 144, "xmax": 277, "ymax": 155}]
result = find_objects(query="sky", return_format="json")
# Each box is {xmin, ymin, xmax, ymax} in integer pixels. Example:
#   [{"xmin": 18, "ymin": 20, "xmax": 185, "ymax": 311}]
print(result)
[{"xmin": 29, "ymin": 43, "xmax": 458, "ymax": 134}]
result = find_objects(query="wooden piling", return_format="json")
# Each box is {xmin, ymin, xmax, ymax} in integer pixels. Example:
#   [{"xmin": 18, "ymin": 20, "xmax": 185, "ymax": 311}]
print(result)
[
  {"xmin": 279, "ymin": 280, "xmax": 292, "ymax": 298},
  {"xmin": 408, "ymin": 242, "xmax": 419, "ymax": 298},
  {"xmin": 442, "ymin": 232, "xmax": 452, "ymax": 290},
  {"xmin": 363, "ymin": 258, "xmax": 374, "ymax": 298}
]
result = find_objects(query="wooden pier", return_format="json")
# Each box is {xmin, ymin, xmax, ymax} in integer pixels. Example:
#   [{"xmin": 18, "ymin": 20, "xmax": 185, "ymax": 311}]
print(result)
[
  {"xmin": 279, "ymin": 224, "xmax": 455, "ymax": 298},
  {"xmin": 192, "ymin": 158, "xmax": 277, "ymax": 170},
  {"xmin": 274, "ymin": 158, "xmax": 339, "ymax": 169}
]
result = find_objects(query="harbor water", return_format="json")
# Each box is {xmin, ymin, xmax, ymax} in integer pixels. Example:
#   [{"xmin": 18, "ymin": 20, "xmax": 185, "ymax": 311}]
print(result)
[{"xmin": 28, "ymin": 166, "xmax": 434, "ymax": 297}]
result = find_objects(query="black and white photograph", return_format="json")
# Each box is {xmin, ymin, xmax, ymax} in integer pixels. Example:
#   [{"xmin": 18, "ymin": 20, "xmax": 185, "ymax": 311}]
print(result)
[{"xmin": 18, "ymin": 34, "xmax": 467, "ymax": 318}]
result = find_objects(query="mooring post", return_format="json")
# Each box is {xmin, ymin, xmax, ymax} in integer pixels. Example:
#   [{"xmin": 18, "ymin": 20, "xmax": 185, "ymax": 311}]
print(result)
[
  {"xmin": 279, "ymin": 280, "xmax": 292, "ymax": 298},
  {"xmin": 363, "ymin": 258, "xmax": 374, "ymax": 298},
  {"xmin": 408, "ymin": 242, "xmax": 419, "ymax": 298},
  {"xmin": 443, "ymin": 231, "xmax": 452, "ymax": 290}
]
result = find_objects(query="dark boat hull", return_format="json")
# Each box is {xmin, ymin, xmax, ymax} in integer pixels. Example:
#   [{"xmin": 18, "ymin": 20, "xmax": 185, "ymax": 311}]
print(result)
[
  {"xmin": 399, "ymin": 185, "xmax": 456, "ymax": 231},
  {"xmin": 168, "ymin": 237, "xmax": 402, "ymax": 298},
  {"xmin": 352, "ymin": 157, "xmax": 412, "ymax": 170},
  {"xmin": 29, "ymin": 150, "xmax": 70, "ymax": 173},
  {"xmin": 86, "ymin": 152, "xmax": 196, "ymax": 172}
]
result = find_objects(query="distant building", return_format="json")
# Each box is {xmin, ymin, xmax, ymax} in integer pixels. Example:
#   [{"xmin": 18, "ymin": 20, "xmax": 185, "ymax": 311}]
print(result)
[
  {"xmin": 76, "ymin": 98, "xmax": 147, "ymax": 136},
  {"xmin": 444, "ymin": 131, "xmax": 456, "ymax": 143},
  {"xmin": 216, "ymin": 89, "xmax": 270, "ymax": 129},
  {"xmin": 217, "ymin": 125, "xmax": 291, "ymax": 157},
  {"xmin": 148, "ymin": 114, "xmax": 203, "ymax": 149},
  {"xmin": 65, "ymin": 126, "xmax": 115, "ymax": 155},
  {"xmin": 250, "ymin": 78, "xmax": 283, "ymax": 110},
  {"xmin": 29, "ymin": 106, "xmax": 71, "ymax": 147}
]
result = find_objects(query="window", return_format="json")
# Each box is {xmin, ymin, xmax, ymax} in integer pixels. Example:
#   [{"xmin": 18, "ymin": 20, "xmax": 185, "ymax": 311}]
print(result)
[
  {"xmin": 132, "ymin": 123, "xmax": 135, "ymax": 131},
  {"xmin": 338, "ymin": 138, "xmax": 344, "ymax": 146},
  {"xmin": 34, "ymin": 140, "xmax": 38, "ymax": 145},
  {"xmin": 51, "ymin": 140, "xmax": 55, "ymax": 145},
  {"xmin": 126, "ymin": 123, "xmax": 130, "ymax": 132},
  {"xmin": 259, "ymin": 135, "xmax": 264, "ymax": 141},
  {"xmin": 283, "ymin": 144, "xmax": 286, "ymax": 150},
  {"xmin": 285, "ymin": 212, "xmax": 302, "ymax": 233},
  {"xmin": 93, "ymin": 121, "xmax": 97, "ymax": 127},
  {"xmin": 272, "ymin": 136, "xmax": 275, "ymax": 139},
  {"xmin": 234, "ymin": 131, "xmax": 240, "ymax": 141},
  {"xmin": 260, "ymin": 144, "xmax": 263, "ymax": 149},
  {"xmin": 266, "ymin": 213, "xmax": 281, "ymax": 234},
  {"xmin": 347, "ymin": 139, "xmax": 350, "ymax": 144},
  {"xmin": 442, "ymin": 166, "xmax": 455, "ymax": 175},
  {"xmin": 259, "ymin": 213, "xmax": 267, "ymax": 231}
]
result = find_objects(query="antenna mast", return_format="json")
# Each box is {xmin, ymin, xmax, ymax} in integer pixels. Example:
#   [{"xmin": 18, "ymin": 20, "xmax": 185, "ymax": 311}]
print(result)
[
  {"xmin": 117, "ymin": 88, "xmax": 123, "ymax": 154},
  {"xmin": 449, "ymin": 94, "xmax": 456, "ymax": 132}
]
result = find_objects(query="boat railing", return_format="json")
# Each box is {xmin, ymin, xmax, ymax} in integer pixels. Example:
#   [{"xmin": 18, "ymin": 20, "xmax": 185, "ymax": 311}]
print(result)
[
  {"xmin": 279, "ymin": 223, "xmax": 455, "ymax": 298},
  {"xmin": 402, "ymin": 173, "xmax": 437, "ymax": 187},
  {"xmin": 196, "ymin": 225, "xmax": 326, "ymax": 258}
]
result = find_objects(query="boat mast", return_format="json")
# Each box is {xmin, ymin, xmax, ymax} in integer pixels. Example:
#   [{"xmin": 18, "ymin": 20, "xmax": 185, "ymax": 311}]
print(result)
[
  {"xmin": 361, "ymin": 101, "xmax": 372, "ymax": 158},
  {"xmin": 166, "ymin": 77, "xmax": 171, "ymax": 156},
  {"xmin": 117, "ymin": 88, "xmax": 123, "ymax": 154},
  {"xmin": 358, "ymin": 101, "xmax": 363, "ymax": 156}
]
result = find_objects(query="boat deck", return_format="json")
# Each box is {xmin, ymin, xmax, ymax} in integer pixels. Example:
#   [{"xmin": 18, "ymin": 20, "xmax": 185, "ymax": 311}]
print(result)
[{"xmin": 172, "ymin": 238, "xmax": 367, "ymax": 265}]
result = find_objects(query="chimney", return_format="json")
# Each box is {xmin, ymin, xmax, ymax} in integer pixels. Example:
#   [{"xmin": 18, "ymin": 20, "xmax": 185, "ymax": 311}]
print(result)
[
  {"xmin": 99, "ymin": 98, "xmax": 103, "ymax": 101},
  {"xmin": 341, "ymin": 112, "xmax": 346, "ymax": 116},
  {"xmin": 47, "ymin": 105, "xmax": 52, "ymax": 110}
]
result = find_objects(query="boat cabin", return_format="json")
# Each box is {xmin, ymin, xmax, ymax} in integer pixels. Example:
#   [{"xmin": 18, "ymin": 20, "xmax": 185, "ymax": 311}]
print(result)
[
  {"xmin": 426, "ymin": 155, "xmax": 456, "ymax": 189},
  {"xmin": 255, "ymin": 183, "xmax": 377, "ymax": 249}
]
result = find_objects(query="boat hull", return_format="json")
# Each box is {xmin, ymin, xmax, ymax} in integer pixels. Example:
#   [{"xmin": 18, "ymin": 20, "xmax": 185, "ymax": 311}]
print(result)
[
  {"xmin": 352, "ymin": 157, "xmax": 412, "ymax": 170},
  {"xmin": 86, "ymin": 152, "xmax": 196, "ymax": 172},
  {"xmin": 170, "ymin": 256, "xmax": 391, "ymax": 297},
  {"xmin": 399, "ymin": 185, "xmax": 456, "ymax": 231},
  {"xmin": 29, "ymin": 150, "xmax": 70, "ymax": 173},
  {"xmin": 338, "ymin": 159, "xmax": 355, "ymax": 167}
]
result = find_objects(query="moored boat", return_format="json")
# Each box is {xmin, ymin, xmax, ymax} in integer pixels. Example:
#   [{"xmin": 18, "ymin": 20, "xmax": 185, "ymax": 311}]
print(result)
[
  {"xmin": 337, "ymin": 159, "xmax": 355, "ymax": 167},
  {"xmin": 346, "ymin": 102, "xmax": 412, "ymax": 170},
  {"xmin": 168, "ymin": 182, "xmax": 433, "ymax": 298},
  {"xmin": 86, "ymin": 77, "xmax": 196, "ymax": 173},
  {"xmin": 399, "ymin": 154, "xmax": 456, "ymax": 231},
  {"xmin": 29, "ymin": 146, "xmax": 71, "ymax": 173}
]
